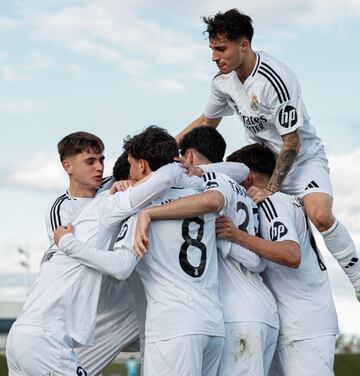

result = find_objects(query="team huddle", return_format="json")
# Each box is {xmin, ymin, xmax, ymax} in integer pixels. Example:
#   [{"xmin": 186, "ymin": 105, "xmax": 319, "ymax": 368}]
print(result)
[{"xmin": 5, "ymin": 8, "xmax": 360, "ymax": 376}]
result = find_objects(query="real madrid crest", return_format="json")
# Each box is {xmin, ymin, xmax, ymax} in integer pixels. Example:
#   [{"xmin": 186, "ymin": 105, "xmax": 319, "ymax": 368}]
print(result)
[{"xmin": 250, "ymin": 95, "xmax": 259, "ymax": 111}]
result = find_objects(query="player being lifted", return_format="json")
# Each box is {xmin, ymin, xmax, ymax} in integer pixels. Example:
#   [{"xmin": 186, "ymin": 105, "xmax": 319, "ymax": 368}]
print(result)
[
  {"xmin": 135, "ymin": 127, "xmax": 279, "ymax": 376},
  {"xmin": 54, "ymin": 127, "xmax": 226, "ymax": 376},
  {"xmin": 6, "ymin": 127, "xmax": 191, "ymax": 375},
  {"xmin": 216, "ymin": 144, "xmax": 339, "ymax": 375},
  {"xmin": 176, "ymin": 8, "xmax": 360, "ymax": 300}
]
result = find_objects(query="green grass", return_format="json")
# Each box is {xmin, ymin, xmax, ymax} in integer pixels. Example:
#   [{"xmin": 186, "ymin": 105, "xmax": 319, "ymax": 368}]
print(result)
[{"xmin": 2, "ymin": 353, "xmax": 360, "ymax": 375}]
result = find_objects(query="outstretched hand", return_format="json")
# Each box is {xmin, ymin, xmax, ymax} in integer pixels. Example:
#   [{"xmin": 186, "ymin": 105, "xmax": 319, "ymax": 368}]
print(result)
[
  {"xmin": 54, "ymin": 223, "xmax": 74, "ymax": 246},
  {"xmin": 247, "ymin": 186, "xmax": 273, "ymax": 204},
  {"xmin": 174, "ymin": 157, "xmax": 204, "ymax": 177},
  {"xmin": 134, "ymin": 211, "xmax": 152, "ymax": 259},
  {"xmin": 110, "ymin": 180, "xmax": 135, "ymax": 194}
]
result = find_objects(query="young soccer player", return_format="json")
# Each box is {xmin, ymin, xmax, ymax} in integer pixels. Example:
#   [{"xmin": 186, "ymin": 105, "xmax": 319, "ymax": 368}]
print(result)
[{"xmin": 216, "ymin": 144, "xmax": 339, "ymax": 375}]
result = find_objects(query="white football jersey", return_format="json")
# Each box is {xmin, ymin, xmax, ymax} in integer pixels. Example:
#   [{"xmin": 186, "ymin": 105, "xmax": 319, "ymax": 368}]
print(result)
[
  {"xmin": 15, "ymin": 163, "xmax": 184, "ymax": 346},
  {"xmin": 258, "ymin": 193, "xmax": 339, "ymax": 344},
  {"xmin": 118, "ymin": 187, "xmax": 225, "ymax": 343},
  {"xmin": 204, "ymin": 50, "xmax": 325, "ymax": 173},
  {"xmin": 202, "ymin": 172, "xmax": 279, "ymax": 329}
]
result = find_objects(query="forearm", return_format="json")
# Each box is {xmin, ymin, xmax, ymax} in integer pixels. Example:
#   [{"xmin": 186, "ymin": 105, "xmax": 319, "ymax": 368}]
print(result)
[
  {"xmin": 146, "ymin": 191, "xmax": 224, "ymax": 220},
  {"xmin": 129, "ymin": 163, "xmax": 180, "ymax": 210},
  {"xmin": 175, "ymin": 114, "xmax": 221, "ymax": 143},
  {"xmin": 267, "ymin": 130, "xmax": 300, "ymax": 192},
  {"xmin": 229, "ymin": 242, "xmax": 266, "ymax": 273},
  {"xmin": 232, "ymin": 230, "xmax": 300, "ymax": 268},
  {"xmin": 59, "ymin": 234, "xmax": 138, "ymax": 279}
]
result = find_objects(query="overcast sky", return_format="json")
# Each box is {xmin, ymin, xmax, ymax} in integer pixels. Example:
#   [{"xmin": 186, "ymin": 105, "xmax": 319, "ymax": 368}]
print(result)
[{"xmin": 0, "ymin": 0, "xmax": 360, "ymax": 335}]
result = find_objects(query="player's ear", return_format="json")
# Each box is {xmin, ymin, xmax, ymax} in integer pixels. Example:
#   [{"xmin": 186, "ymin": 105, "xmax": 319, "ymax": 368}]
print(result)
[
  {"xmin": 62, "ymin": 159, "xmax": 72, "ymax": 175},
  {"xmin": 185, "ymin": 149, "xmax": 194, "ymax": 164}
]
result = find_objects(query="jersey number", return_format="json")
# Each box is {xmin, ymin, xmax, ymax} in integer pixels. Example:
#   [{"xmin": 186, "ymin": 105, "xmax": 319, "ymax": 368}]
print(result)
[{"xmin": 179, "ymin": 217, "xmax": 207, "ymax": 278}]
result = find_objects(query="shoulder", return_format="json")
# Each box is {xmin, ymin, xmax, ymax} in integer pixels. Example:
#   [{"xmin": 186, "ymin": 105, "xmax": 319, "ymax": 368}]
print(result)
[
  {"xmin": 97, "ymin": 175, "xmax": 114, "ymax": 193},
  {"xmin": 255, "ymin": 51, "xmax": 299, "ymax": 103},
  {"xmin": 46, "ymin": 192, "xmax": 73, "ymax": 231},
  {"xmin": 212, "ymin": 71, "xmax": 233, "ymax": 87},
  {"xmin": 258, "ymin": 193, "xmax": 294, "ymax": 223}
]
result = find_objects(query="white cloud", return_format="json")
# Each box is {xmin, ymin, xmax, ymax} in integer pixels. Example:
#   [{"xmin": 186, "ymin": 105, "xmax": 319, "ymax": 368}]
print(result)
[
  {"xmin": 1, "ymin": 66, "xmax": 30, "ymax": 81},
  {"xmin": 8, "ymin": 154, "xmax": 67, "ymax": 190},
  {"xmin": 0, "ymin": 98, "xmax": 42, "ymax": 112}
]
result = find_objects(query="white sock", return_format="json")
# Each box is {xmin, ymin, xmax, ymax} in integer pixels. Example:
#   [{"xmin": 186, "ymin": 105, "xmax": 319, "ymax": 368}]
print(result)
[{"xmin": 321, "ymin": 219, "xmax": 360, "ymax": 288}]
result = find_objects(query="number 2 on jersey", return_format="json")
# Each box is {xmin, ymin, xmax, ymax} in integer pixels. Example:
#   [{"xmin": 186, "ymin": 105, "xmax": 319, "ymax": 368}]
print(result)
[{"xmin": 179, "ymin": 217, "xmax": 207, "ymax": 278}]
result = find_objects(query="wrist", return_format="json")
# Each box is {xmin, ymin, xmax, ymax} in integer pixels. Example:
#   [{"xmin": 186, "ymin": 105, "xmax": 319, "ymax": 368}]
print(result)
[{"xmin": 265, "ymin": 186, "xmax": 277, "ymax": 194}]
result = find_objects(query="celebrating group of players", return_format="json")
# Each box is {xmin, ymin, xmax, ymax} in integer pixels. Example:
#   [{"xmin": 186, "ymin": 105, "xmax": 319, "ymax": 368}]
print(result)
[{"xmin": 6, "ymin": 8, "xmax": 360, "ymax": 376}]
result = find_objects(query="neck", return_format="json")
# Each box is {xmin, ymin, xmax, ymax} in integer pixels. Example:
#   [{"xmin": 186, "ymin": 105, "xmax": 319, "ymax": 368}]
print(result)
[
  {"xmin": 235, "ymin": 49, "xmax": 257, "ymax": 83},
  {"xmin": 68, "ymin": 182, "xmax": 96, "ymax": 198}
]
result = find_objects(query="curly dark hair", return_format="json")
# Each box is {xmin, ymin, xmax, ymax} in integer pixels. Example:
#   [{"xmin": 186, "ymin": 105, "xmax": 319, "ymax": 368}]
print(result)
[
  {"xmin": 179, "ymin": 126, "xmax": 226, "ymax": 163},
  {"xmin": 203, "ymin": 8, "xmax": 254, "ymax": 42},
  {"xmin": 123, "ymin": 126, "xmax": 178, "ymax": 171},
  {"xmin": 226, "ymin": 144, "xmax": 275, "ymax": 177},
  {"xmin": 113, "ymin": 150, "xmax": 130, "ymax": 181}
]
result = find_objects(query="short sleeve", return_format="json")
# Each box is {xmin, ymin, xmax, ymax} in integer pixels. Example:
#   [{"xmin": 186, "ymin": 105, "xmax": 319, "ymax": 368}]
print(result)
[
  {"xmin": 203, "ymin": 80, "xmax": 234, "ymax": 119},
  {"xmin": 258, "ymin": 196, "xmax": 299, "ymax": 244}
]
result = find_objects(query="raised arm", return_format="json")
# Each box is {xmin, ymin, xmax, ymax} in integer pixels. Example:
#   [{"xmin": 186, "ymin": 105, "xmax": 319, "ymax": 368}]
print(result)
[{"xmin": 175, "ymin": 114, "xmax": 221, "ymax": 144}]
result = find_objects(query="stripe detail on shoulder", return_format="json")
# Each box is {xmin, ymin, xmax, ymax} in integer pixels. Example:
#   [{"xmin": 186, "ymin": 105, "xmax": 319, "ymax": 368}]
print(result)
[
  {"xmin": 259, "ymin": 197, "xmax": 278, "ymax": 222},
  {"xmin": 50, "ymin": 193, "xmax": 68, "ymax": 232},
  {"xmin": 258, "ymin": 62, "xmax": 290, "ymax": 104},
  {"xmin": 251, "ymin": 52, "xmax": 261, "ymax": 77},
  {"xmin": 202, "ymin": 172, "xmax": 217, "ymax": 182}
]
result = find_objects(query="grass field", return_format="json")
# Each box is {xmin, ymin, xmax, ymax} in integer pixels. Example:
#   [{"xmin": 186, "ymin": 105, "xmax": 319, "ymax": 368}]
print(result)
[{"xmin": 1, "ymin": 353, "xmax": 360, "ymax": 375}]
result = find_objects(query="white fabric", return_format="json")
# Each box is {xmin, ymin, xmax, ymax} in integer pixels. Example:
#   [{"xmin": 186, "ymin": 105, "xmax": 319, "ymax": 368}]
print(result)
[
  {"xmin": 322, "ymin": 219, "xmax": 360, "ymax": 287},
  {"xmin": 45, "ymin": 189, "xmax": 139, "ymax": 375},
  {"xmin": 144, "ymin": 335, "xmax": 224, "ymax": 376},
  {"xmin": 280, "ymin": 151, "xmax": 333, "ymax": 198},
  {"xmin": 75, "ymin": 276, "xmax": 139, "ymax": 375},
  {"xmin": 203, "ymin": 50, "xmax": 324, "ymax": 175},
  {"xmin": 6, "ymin": 325, "xmax": 87, "ymax": 376},
  {"xmin": 259, "ymin": 193, "xmax": 339, "ymax": 345},
  {"xmin": 202, "ymin": 172, "xmax": 279, "ymax": 328},
  {"xmin": 118, "ymin": 187, "xmax": 225, "ymax": 343},
  {"xmin": 200, "ymin": 162, "xmax": 249, "ymax": 183},
  {"xmin": 269, "ymin": 335, "xmax": 336, "ymax": 376},
  {"xmin": 218, "ymin": 322, "xmax": 278, "ymax": 376},
  {"xmin": 14, "ymin": 163, "xmax": 184, "ymax": 347}
]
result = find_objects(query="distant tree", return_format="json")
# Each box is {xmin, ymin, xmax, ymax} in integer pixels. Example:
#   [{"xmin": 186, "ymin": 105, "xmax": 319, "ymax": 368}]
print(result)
[{"xmin": 336, "ymin": 334, "xmax": 360, "ymax": 353}]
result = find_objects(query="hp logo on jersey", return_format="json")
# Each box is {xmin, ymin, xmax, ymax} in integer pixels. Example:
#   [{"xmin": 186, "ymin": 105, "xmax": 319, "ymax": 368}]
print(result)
[
  {"xmin": 279, "ymin": 105, "xmax": 297, "ymax": 128},
  {"xmin": 270, "ymin": 221, "xmax": 288, "ymax": 241}
]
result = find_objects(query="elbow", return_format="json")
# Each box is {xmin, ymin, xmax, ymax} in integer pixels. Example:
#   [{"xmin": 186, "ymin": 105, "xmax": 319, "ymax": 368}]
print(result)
[
  {"xmin": 203, "ymin": 191, "xmax": 224, "ymax": 212},
  {"xmin": 287, "ymin": 245, "xmax": 301, "ymax": 269}
]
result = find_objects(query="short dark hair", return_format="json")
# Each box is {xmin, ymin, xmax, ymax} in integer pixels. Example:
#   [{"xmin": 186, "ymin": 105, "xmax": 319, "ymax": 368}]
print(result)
[
  {"xmin": 57, "ymin": 131, "xmax": 104, "ymax": 162},
  {"xmin": 113, "ymin": 150, "xmax": 130, "ymax": 181},
  {"xmin": 203, "ymin": 8, "xmax": 254, "ymax": 42},
  {"xmin": 123, "ymin": 126, "xmax": 178, "ymax": 171},
  {"xmin": 179, "ymin": 126, "xmax": 226, "ymax": 163},
  {"xmin": 226, "ymin": 144, "xmax": 275, "ymax": 177}
]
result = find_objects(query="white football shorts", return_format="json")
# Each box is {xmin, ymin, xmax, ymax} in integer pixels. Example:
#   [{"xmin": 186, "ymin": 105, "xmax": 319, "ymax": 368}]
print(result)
[
  {"xmin": 268, "ymin": 335, "xmax": 336, "ymax": 376},
  {"xmin": 281, "ymin": 152, "xmax": 333, "ymax": 198},
  {"xmin": 144, "ymin": 335, "xmax": 224, "ymax": 376},
  {"xmin": 218, "ymin": 322, "xmax": 278, "ymax": 376},
  {"xmin": 6, "ymin": 324, "xmax": 87, "ymax": 376}
]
